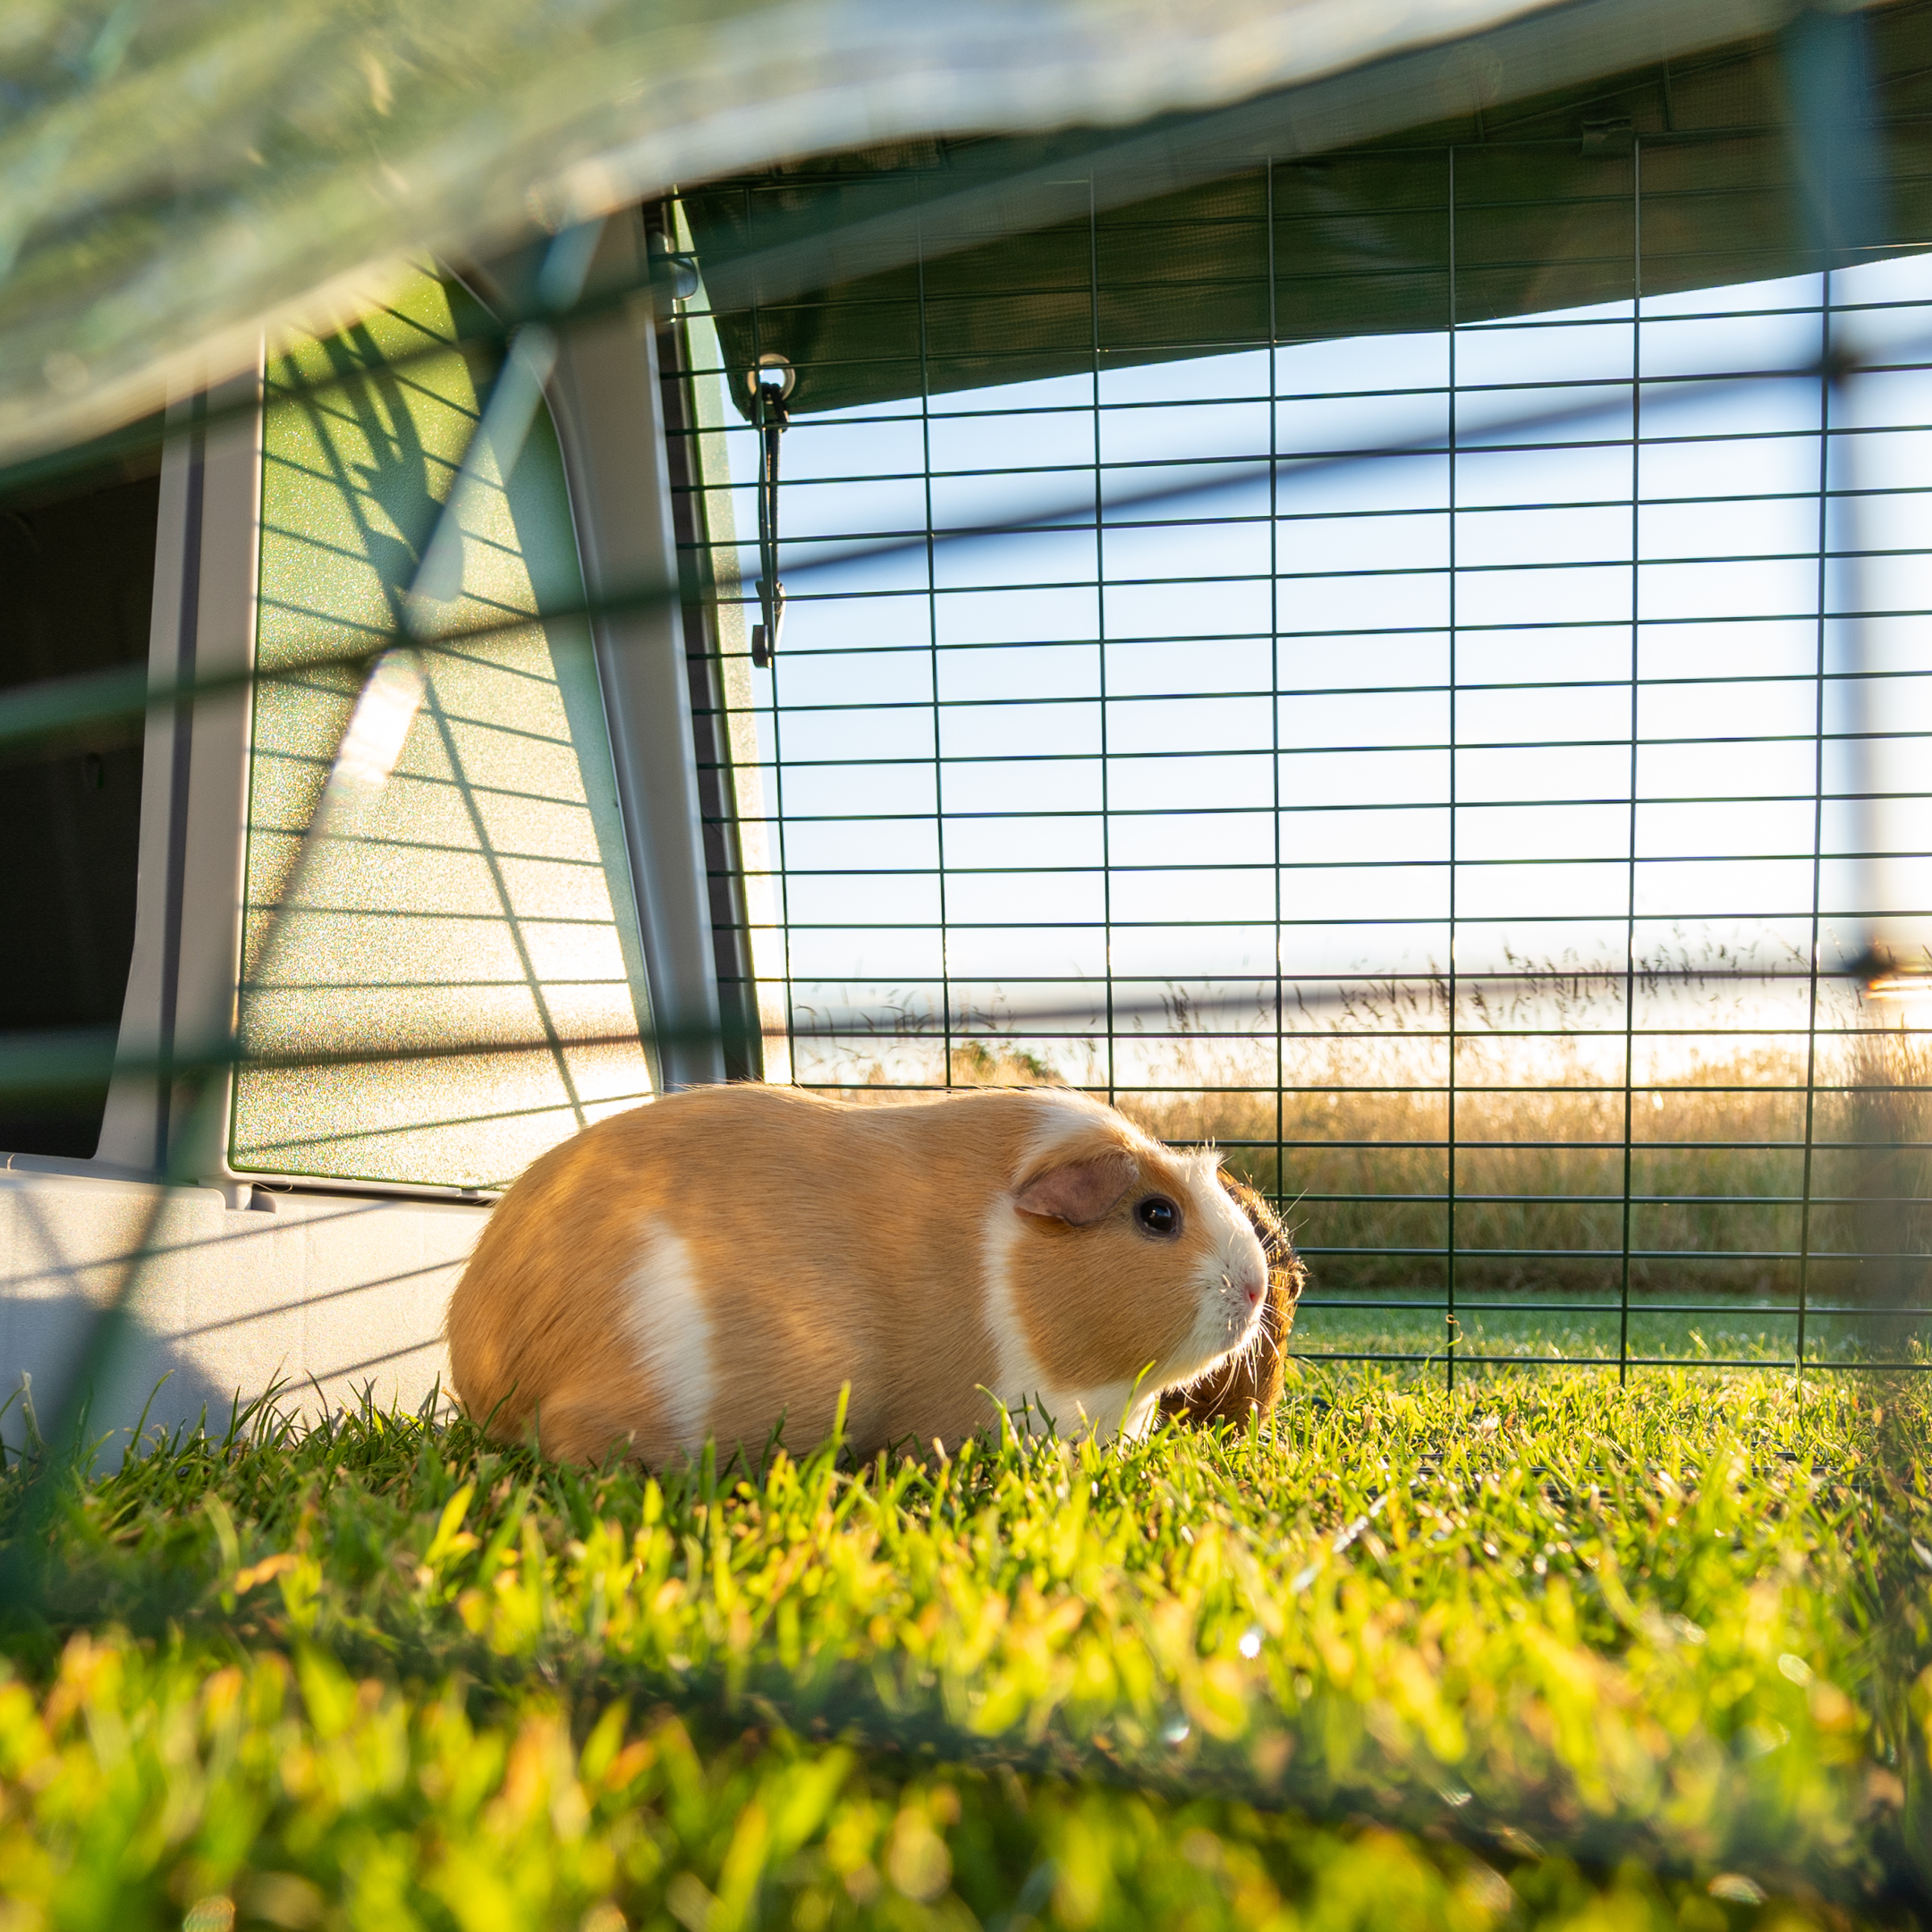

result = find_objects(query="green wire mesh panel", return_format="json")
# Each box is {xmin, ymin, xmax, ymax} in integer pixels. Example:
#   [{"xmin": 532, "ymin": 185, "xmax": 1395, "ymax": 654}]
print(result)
[
  {"xmin": 237, "ymin": 267, "xmax": 657, "ymax": 1190},
  {"xmin": 669, "ymin": 131, "xmax": 1932, "ymax": 1382}
]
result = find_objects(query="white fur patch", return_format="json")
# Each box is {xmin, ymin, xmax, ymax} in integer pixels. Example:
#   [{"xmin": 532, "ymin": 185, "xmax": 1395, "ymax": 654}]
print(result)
[
  {"xmin": 623, "ymin": 1225, "xmax": 714, "ymax": 1453},
  {"xmin": 980, "ymin": 1202, "xmax": 1046, "ymax": 1417},
  {"xmin": 1165, "ymin": 1158, "xmax": 1268, "ymax": 1386},
  {"xmin": 1072, "ymin": 1382, "xmax": 1163, "ymax": 1443}
]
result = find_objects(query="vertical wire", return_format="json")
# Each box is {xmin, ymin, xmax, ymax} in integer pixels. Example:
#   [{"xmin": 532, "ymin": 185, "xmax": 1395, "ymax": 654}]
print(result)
[
  {"xmin": 419, "ymin": 673, "xmax": 588, "ymax": 1130},
  {"xmin": 1267, "ymin": 161, "xmax": 1284, "ymax": 1218},
  {"xmin": 1797, "ymin": 262, "xmax": 1835, "ymax": 1380},
  {"xmin": 155, "ymin": 395, "xmax": 207, "ymax": 1169},
  {"xmin": 744, "ymin": 191, "xmax": 799, "ymax": 1082},
  {"xmin": 1618, "ymin": 141, "xmax": 1643, "ymax": 1385},
  {"xmin": 1445, "ymin": 146, "xmax": 1459, "ymax": 1393},
  {"xmin": 1089, "ymin": 177, "xmax": 1116, "ymax": 1105},
  {"xmin": 915, "ymin": 174, "xmax": 953, "ymax": 1088}
]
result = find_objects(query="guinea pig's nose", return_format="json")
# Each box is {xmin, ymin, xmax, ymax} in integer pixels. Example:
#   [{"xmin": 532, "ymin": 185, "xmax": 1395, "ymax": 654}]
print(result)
[{"xmin": 1239, "ymin": 1267, "xmax": 1264, "ymax": 1307}]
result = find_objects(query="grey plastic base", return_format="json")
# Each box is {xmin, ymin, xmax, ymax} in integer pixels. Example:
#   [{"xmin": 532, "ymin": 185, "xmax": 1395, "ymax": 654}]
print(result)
[{"xmin": 0, "ymin": 1168, "xmax": 486, "ymax": 1463}]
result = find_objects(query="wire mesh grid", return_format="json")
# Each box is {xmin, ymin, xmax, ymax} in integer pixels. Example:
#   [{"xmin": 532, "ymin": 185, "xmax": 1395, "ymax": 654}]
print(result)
[
  {"xmin": 670, "ymin": 136, "xmax": 1932, "ymax": 1385},
  {"xmin": 2, "ymin": 34, "xmax": 1928, "ymax": 1465}
]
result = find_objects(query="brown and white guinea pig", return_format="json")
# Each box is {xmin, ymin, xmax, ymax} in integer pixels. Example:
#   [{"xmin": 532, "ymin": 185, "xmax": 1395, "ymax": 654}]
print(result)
[
  {"xmin": 1164, "ymin": 1176, "xmax": 1305, "ymax": 1429},
  {"xmin": 445, "ymin": 1081, "xmax": 1269, "ymax": 1466}
]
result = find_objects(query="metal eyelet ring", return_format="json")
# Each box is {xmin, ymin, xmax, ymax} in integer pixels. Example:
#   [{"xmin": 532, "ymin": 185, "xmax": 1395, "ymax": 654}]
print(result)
[{"xmin": 746, "ymin": 352, "xmax": 796, "ymax": 400}]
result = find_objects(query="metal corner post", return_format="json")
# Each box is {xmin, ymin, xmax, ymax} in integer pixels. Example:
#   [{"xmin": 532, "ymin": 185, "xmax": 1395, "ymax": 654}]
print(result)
[
  {"xmin": 97, "ymin": 360, "xmax": 264, "ymax": 1186},
  {"xmin": 547, "ymin": 219, "xmax": 727, "ymax": 1090},
  {"xmin": 650, "ymin": 206, "xmax": 765, "ymax": 1084}
]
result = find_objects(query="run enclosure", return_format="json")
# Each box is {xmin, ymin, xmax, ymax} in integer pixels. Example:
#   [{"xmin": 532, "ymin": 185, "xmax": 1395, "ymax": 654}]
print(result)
[
  {"xmin": 4, "ymin": 1, "xmax": 1931, "ymax": 1443},
  {"xmin": 666, "ymin": 4, "xmax": 1932, "ymax": 1380}
]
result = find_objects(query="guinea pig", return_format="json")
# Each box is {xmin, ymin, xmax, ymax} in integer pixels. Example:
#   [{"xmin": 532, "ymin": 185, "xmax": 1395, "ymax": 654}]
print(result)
[
  {"xmin": 445, "ymin": 1081, "xmax": 1269, "ymax": 1466},
  {"xmin": 1163, "ymin": 1175, "xmax": 1305, "ymax": 1429}
]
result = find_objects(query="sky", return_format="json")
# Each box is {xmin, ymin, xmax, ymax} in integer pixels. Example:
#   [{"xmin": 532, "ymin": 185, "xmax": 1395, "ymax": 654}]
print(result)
[{"xmin": 696, "ymin": 252, "xmax": 1932, "ymax": 1088}]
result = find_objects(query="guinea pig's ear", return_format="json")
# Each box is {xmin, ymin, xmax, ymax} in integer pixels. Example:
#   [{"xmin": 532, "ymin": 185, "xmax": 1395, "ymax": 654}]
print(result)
[{"xmin": 1013, "ymin": 1149, "xmax": 1138, "ymax": 1225}]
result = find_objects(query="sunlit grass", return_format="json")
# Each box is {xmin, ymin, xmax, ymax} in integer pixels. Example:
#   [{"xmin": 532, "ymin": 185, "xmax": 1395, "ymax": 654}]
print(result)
[
  {"xmin": 2, "ymin": 1363, "xmax": 1928, "ymax": 1928},
  {"xmin": 1290, "ymin": 1307, "xmax": 1932, "ymax": 1369}
]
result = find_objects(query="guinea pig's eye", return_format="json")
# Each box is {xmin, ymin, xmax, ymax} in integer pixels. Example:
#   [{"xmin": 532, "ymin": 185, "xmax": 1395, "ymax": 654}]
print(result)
[{"xmin": 1135, "ymin": 1196, "xmax": 1181, "ymax": 1238}]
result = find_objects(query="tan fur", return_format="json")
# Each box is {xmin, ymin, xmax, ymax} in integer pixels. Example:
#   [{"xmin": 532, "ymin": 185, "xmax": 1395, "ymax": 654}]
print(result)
[
  {"xmin": 1164, "ymin": 1176, "xmax": 1305, "ymax": 1429},
  {"xmin": 445, "ymin": 1083, "xmax": 1267, "ymax": 1464}
]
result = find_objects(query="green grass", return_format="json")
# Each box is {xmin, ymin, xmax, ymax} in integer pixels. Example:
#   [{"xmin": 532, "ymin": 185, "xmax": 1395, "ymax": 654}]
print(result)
[
  {"xmin": 2, "ymin": 1364, "xmax": 1930, "ymax": 1930},
  {"xmin": 1287, "ymin": 1305, "xmax": 1932, "ymax": 1370}
]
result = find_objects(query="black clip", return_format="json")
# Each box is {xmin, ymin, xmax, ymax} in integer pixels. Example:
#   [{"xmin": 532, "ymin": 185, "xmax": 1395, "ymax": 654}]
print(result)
[
  {"xmin": 749, "ymin": 354, "xmax": 793, "ymax": 668},
  {"xmin": 751, "ymin": 581, "xmax": 784, "ymax": 668}
]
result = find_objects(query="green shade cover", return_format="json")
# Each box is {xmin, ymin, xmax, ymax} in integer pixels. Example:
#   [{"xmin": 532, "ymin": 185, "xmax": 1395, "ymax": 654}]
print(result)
[
  {"xmin": 0, "ymin": 0, "xmax": 1614, "ymax": 470},
  {"xmin": 686, "ymin": 3, "xmax": 1932, "ymax": 419}
]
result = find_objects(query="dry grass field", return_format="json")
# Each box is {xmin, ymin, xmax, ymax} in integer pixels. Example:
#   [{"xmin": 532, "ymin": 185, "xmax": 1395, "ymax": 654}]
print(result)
[{"xmin": 809, "ymin": 960, "xmax": 1932, "ymax": 1369}]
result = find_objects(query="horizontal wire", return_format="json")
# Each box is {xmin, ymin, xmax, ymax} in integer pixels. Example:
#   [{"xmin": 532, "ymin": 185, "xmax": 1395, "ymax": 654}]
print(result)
[
  {"xmin": 1296, "ymin": 1243, "xmax": 1931, "ymax": 1261},
  {"xmin": 706, "ymin": 792, "xmax": 1932, "ymax": 818},
  {"xmin": 679, "ymin": 479, "xmax": 1932, "ymax": 522},
  {"xmin": 693, "ymin": 681, "xmax": 1932, "ymax": 713},
  {"xmin": 4, "ymin": 1024, "xmax": 1922, "ymax": 1104},
  {"xmin": 1284, "ymin": 1192, "xmax": 1926, "ymax": 1206},
  {"xmin": 703, "ymin": 741, "xmax": 1932, "ymax": 765},
  {"xmin": 717, "ymin": 853, "xmax": 1918, "ymax": 874},
  {"xmin": 1288, "ymin": 1351, "xmax": 1932, "ymax": 1369},
  {"xmin": 9, "ymin": 314, "xmax": 1932, "ymax": 761},
  {"xmin": 1290, "ymin": 1306, "xmax": 1932, "ymax": 1321}
]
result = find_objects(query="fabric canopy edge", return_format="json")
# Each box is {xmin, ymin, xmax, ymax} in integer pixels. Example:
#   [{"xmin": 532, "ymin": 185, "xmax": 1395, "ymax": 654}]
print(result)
[
  {"xmin": 684, "ymin": 0, "xmax": 1921, "ymax": 420},
  {"xmin": 2, "ymin": 0, "xmax": 1589, "ymax": 472},
  {"xmin": 691, "ymin": 0, "xmax": 1836, "ymax": 320}
]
